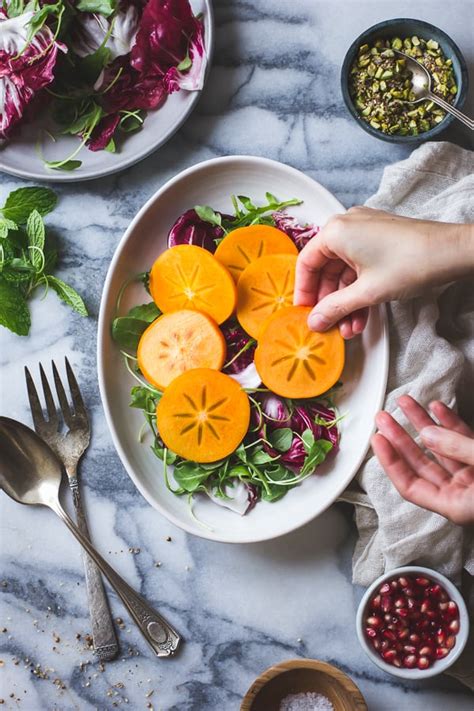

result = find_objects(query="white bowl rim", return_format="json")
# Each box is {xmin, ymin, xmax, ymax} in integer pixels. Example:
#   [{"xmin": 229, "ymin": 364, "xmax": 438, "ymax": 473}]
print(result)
[
  {"xmin": 0, "ymin": 1, "xmax": 214, "ymax": 183},
  {"xmin": 356, "ymin": 565, "xmax": 470, "ymax": 679},
  {"xmin": 97, "ymin": 154, "xmax": 389, "ymax": 543}
]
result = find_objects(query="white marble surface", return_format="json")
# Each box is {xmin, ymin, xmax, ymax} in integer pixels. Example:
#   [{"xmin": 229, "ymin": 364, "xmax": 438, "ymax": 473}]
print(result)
[{"xmin": 1, "ymin": 1, "xmax": 473, "ymax": 709}]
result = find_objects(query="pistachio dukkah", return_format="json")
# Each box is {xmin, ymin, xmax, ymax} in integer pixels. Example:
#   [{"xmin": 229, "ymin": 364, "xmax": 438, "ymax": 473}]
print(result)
[{"xmin": 349, "ymin": 36, "xmax": 457, "ymax": 136}]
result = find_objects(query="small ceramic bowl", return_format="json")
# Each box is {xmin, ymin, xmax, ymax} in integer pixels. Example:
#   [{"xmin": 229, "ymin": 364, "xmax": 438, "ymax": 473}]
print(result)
[
  {"xmin": 356, "ymin": 566, "xmax": 469, "ymax": 679},
  {"xmin": 241, "ymin": 659, "xmax": 367, "ymax": 711},
  {"xmin": 340, "ymin": 18, "xmax": 469, "ymax": 143}
]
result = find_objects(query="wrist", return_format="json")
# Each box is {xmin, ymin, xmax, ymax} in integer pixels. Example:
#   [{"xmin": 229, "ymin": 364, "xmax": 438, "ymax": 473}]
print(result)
[{"xmin": 423, "ymin": 221, "xmax": 474, "ymax": 286}]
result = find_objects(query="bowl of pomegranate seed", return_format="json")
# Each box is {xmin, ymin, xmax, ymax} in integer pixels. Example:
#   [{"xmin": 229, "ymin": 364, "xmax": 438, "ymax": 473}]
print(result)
[{"xmin": 356, "ymin": 566, "xmax": 469, "ymax": 678}]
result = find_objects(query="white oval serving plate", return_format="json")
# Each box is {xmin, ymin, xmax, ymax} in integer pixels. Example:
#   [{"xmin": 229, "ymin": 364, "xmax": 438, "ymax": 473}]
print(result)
[
  {"xmin": 98, "ymin": 156, "xmax": 389, "ymax": 543},
  {"xmin": 0, "ymin": 0, "xmax": 213, "ymax": 183}
]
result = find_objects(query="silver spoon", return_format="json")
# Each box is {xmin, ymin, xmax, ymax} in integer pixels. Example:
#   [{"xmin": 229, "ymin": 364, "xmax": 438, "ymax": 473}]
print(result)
[
  {"xmin": 393, "ymin": 50, "xmax": 473, "ymax": 130},
  {"xmin": 0, "ymin": 417, "xmax": 181, "ymax": 657}
]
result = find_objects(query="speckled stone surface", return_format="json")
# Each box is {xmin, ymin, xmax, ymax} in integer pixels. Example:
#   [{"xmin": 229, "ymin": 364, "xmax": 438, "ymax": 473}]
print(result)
[{"xmin": 1, "ymin": 1, "xmax": 473, "ymax": 709}]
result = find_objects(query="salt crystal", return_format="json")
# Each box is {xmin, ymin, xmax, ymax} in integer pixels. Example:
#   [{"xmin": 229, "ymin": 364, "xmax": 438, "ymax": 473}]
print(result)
[{"xmin": 279, "ymin": 691, "xmax": 334, "ymax": 711}]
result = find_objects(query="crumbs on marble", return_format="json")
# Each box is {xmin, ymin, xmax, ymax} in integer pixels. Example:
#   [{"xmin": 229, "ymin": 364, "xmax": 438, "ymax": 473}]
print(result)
[
  {"xmin": 154, "ymin": 562, "xmax": 162, "ymax": 567},
  {"xmin": 116, "ymin": 617, "xmax": 126, "ymax": 630},
  {"xmin": 129, "ymin": 547, "xmax": 141, "ymax": 555},
  {"xmin": 165, "ymin": 536, "xmax": 172, "ymax": 542}
]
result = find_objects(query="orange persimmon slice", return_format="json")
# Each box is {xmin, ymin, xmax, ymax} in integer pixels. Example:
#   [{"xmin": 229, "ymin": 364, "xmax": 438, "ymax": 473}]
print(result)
[
  {"xmin": 157, "ymin": 369, "xmax": 250, "ymax": 462},
  {"xmin": 137, "ymin": 310, "xmax": 226, "ymax": 390},
  {"xmin": 236, "ymin": 253, "xmax": 297, "ymax": 338},
  {"xmin": 255, "ymin": 306, "xmax": 345, "ymax": 398},
  {"xmin": 149, "ymin": 245, "xmax": 236, "ymax": 324},
  {"xmin": 214, "ymin": 224, "xmax": 297, "ymax": 282}
]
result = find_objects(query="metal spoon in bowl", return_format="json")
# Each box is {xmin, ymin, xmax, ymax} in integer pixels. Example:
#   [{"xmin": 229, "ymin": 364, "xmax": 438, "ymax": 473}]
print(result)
[
  {"xmin": 393, "ymin": 50, "xmax": 473, "ymax": 130},
  {"xmin": 0, "ymin": 417, "xmax": 181, "ymax": 658}
]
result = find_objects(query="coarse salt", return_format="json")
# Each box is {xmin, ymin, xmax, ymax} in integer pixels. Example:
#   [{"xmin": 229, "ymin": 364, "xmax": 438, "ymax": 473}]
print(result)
[{"xmin": 279, "ymin": 691, "xmax": 334, "ymax": 711}]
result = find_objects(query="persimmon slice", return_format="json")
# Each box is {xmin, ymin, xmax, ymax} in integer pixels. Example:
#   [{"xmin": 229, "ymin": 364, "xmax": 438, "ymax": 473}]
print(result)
[
  {"xmin": 137, "ymin": 310, "xmax": 226, "ymax": 390},
  {"xmin": 214, "ymin": 224, "xmax": 297, "ymax": 282},
  {"xmin": 255, "ymin": 306, "xmax": 345, "ymax": 398},
  {"xmin": 149, "ymin": 245, "xmax": 236, "ymax": 324},
  {"xmin": 157, "ymin": 369, "xmax": 250, "ymax": 462},
  {"xmin": 236, "ymin": 254, "xmax": 297, "ymax": 338}
]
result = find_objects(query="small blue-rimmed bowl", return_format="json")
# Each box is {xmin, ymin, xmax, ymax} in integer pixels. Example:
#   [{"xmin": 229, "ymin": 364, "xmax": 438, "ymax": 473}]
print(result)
[{"xmin": 341, "ymin": 18, "xmax": 469, "ymax": 143}]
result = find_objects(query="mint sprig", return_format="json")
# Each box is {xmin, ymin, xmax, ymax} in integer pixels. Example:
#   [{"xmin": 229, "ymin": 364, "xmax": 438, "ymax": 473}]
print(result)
[{"xmin": 0, "ymin": 187, "xmax": 88, "ymax": 336}]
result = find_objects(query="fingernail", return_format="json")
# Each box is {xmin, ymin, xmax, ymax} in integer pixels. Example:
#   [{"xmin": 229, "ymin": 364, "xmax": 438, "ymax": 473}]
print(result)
[
  {"xmin": 420, "ymin": 426, "xmax": 439, "ymax": 446},
  {"xmin": 309, "ymin": 313, "xmax": 330, "ymax": 331}
]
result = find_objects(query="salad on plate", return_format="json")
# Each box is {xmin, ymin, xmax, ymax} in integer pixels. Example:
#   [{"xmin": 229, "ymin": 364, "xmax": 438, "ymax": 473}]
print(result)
[
  {"xmin": 112, "ymin": 193, "xmax": 346, "ymax": 517},
  {"xmin": 0, "ymin": 0, "xmax": 206, "ymax": 170}
]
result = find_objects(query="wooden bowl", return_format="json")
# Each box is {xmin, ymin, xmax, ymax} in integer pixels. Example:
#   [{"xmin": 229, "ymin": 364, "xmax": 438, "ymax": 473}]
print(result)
[{"xmin": 241, "ymin": 659, "xmax": 367, "ymax": 711}]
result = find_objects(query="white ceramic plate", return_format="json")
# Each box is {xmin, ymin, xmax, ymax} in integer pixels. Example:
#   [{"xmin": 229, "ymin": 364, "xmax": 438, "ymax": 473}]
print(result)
[
  {"xmin": 0, "ymin": 0, "xmax": 212, "ymax": 183},
  {"xmin": 98, "ymin": 156, "xmax": 389, "ymax": 543}
]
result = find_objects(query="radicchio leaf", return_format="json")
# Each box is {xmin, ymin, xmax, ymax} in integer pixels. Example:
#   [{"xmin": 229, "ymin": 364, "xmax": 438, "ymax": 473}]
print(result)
[
  {"xmin": 0, "ymin": 10, "xmax": 66, "ymax": 138},
  {"xmin": 99, "ymin": 55, "xmax": 167, "ymax": 112},
  {"xmin": 87, "ymin": 112, "xmax": 120, "ymax": 151},
  {"xmin": 273, "ymin": 211, "xmax": 320, "ymax": 250},
  {"xmin": 163, "ymin": 18, "xmax": 206, "ymax": 93},
  {"xmin": 221, "ymin": 320, "xmax": 256, "ymax": 375},
  {"xmin": 167, "ymin": 208, "xmax": 225, "ymax": 252},
  {"xmin": 70, "ymin": 2, "xmax": 142, "ymax": 59}
]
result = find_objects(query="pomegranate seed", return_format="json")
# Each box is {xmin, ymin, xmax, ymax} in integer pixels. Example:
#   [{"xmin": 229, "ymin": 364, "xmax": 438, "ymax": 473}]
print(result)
[
  {"xmin": 419, "ymin": 645, "xmax": 433, "ymax": 658},
  {"xmin": 382, "ymin": 649, "xmax": 397, "ymax": 664},
  {"xmin": 439, "ymin": 601, "xmax": 449, "ymax": 612},
  {"xmin": 436, "ymin": 646, "xmax": 449, "ymax": 659},
  {"xmin": 409, "ymin": 633, "xmax": 421, "ymax": 645},
  {"xmin": 383, "ymin": 629, "xmax": 396, "ymax": 641},
  {"xmin": 394, "ymin": 597, "xmax": 405, "ymax": 608},
  {"xmin": 379, "ymin": 583, "xmax": 391, "ymax": 595},
  {"xmin": 367, "ymin": 615, "xmax": 382, "ymax": 629},
  {"xmin": 448, "ymin": 619, "xmax": 460, "ymax": 634},
  {"xmin": 420, "ymin": 600, "xmax": 432, "ymax": 613},
  {"xmin": 404, "ymin": 587, "xmax": 415, "ymax": 597},
  {"xmin": 417, "ymin": 656, "xmax": 431, "ymax": 670},
  {"xmin": 393, "ymin": 657, "xmax": 402, "ymax": 668},
  {"xmin": 436, "ymin": 629, "xmax": 446, "ymax": 645},
  {"xmin": 403, "ymin": 654, "xmax": 417, "ymax": 668},
  {"xmin": 380, "ymin": 640, "xmax": 390, "ymax": 651},
  {"xmin": 381, "ymin": 595, "xmax": 392, "ymax": 612},
  {"xmin": 398, "ymin": 628, "xmax": 410, "ymax": 640},
  {"xmin": 398, "ymin": 576, "xmax": 410, "ymax": 588},
  {"xmin": 439, "ymin": 590, "xmax": 449, "ymax": 602},
  {"xmin": 446, "ymin": 601, "xmax": 459, "ymax": 618},
  {"xmin": 390, "ymin": 580, "xmax": 399, "ymax": 591},
  {"xmin": 446, "ymin": 635, "xmax": 456, "ymax": 650},
  {"xmin": 397, "ymin": 608, "xmax": 409, "ymax": 618},
  {"xmin": 384, "ymin": 613, "xmax": 392, "ymax": 623},
  {"xmin": 416, "ymin": 577, "xmax": 430, "ymax": 587},
  {"xmin": 371, "ymin": 594, "xmax": 381, "ymax": 610},
  {"xmin": 366, "ymin": 627, "xmax": 378, "ymax": 638},
  {"xmin": 407, "ymin": 597, "xmax": 417, "ymax": 610},
  {"xmin": 403, "ymin": 644, "xmax": 417, "ymax": 654},
  {"xmin": 427, "ymin": 584, "xmax": 441, "ymax": 598},
  {"xmin": 372, "ymin": 638, "xmax": 381, "ymax": 651}
]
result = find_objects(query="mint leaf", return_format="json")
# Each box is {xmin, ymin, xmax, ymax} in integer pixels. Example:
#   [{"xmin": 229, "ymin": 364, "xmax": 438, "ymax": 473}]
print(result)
[
  {"xmin": 112, "ymin": 316, "xmax": 148, "ymax": 350},
  {"xmin": 47, "ymin": 276, "xmax": 88, "ymax": 316},
  {"xmin": 26, "ymin": 210, "xmax": 45, "ymax": 271},
  {"xmin": 2, "ymin": 187, "xmax": 57, "ymax": 223},
  {"xmin": 127, "ymin": 302, "xmax": 160, "ymax": 323},
  {"xmin": 76, "ymin": 0, "xmax": 116, "ymax": 16},
  {"xmin": 0, "ymin": 278, "xmax": 31, "ymax": 335}
]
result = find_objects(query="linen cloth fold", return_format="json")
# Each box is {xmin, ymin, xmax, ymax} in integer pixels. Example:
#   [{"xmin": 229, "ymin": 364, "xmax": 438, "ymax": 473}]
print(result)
[{"xmin": 339, "ymin": 141, "xmax": 474, "ymax": 688}]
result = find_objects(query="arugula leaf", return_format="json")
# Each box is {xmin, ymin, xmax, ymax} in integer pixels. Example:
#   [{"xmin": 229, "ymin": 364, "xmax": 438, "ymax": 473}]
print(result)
[
  {"xmin": 300, "ymin": 439, "xmax": 333, "ymax": 477},
  {"xmin": 26, "ymin": 210, "xmax": 45, "ymax": 271},
  {"xmin": 127, "ymin": 302, "xmax": 161, "ymax": 323},
  {"xmin": 112, "ymin": 316, "xmax": 149, "ymax": 350},
  {"xmin": 251, "ymin": 449, "xmax": 277, "ymax": 465},
  {"xmin": 47, "ymin": 276, "xmax": 88, "ymax": 316},
  {"xmin": 76, "ymin": 0, "xmax": 116, "ymax": 16},
  {"xmin": 223, "ymin": 193, "xmax": 302, "ymax": 231},
  {"xmin": 194, "ymin": 205, "xmax": 222, "ymax": 228},
  {"xmin": 268, "ymin": 427, "xmax": 293, "ymax": 452},
  {"xmin": 0, "ymin": 278, "xmax": 31, "ymax": 336},
  {"xmin": 173, "ymin": 462, "xmax": 211, "ymax": 493},
  {"xmin": 77, "ymin": 45, "xmax": 112, "ymax": 85},
  {"xmin": 26, "ymin": 2, "xmax": 63, "ymax": 44},
  {"xmin": 1, "ymin": 188, "xmax": 57, "ymax": 223}
]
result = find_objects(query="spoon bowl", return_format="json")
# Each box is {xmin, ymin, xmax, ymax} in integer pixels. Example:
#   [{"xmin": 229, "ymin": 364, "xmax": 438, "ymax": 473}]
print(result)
[{"xmin": 0, "ymin": 416, "xmax": 181, "ymax": 657}]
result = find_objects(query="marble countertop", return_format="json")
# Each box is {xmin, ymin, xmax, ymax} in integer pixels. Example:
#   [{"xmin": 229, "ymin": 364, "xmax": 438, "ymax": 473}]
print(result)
[{"xmin": 1, "ymin": 1, "xmax": 473, "ymax": 709}]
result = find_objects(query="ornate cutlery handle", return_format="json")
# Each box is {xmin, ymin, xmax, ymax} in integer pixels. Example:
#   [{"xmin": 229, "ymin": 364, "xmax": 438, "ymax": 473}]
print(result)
[
  {"xmin": 54, "ymin": 502, "xmax": 181, "ymax": 657},
  {"xmin": 69, "ymin": 476, "xmax": 119, "ymax": 661},
  {"xmin": 427, "ymin": 91, "xmax": 474, "ymax": 130}
]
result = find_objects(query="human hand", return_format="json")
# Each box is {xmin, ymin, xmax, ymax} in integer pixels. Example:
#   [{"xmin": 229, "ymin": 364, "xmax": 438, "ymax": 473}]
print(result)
[
  {"xmin": 372, "ymin": 395, "xmax": 474, "ymax": 526},
  {"xmin": 294, "ymin": 206, "xmax": 472, "ymax": 338}
]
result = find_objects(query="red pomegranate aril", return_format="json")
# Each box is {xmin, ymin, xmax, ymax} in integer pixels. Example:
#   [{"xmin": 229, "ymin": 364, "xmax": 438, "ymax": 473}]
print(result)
[
  {"xmin": 417, "ymin": 656, "xmax": 431, "ymax": 670},
  {"xmin": 427, "ymin": 584, "xmax": 441, "ymax": 598},
  {"xmin": 403, "ymin": 654, "xmax": 417, "ymax": 668},
  {"xmin": 393, "ymin": 657, "xmax": 402, "ymax": 668},
  {"xmin": 403, "ymin": 644, "xmax": 417, "ymax": 654},
  {"xmin": 446, "ymin": 635, "xmax": 456, "ymax": 650},
  {"xmin": 380, "ymin": 640, "xmax": 390, "ymax": 651},
  {"xmin": 448, "ymin": 619, "xmax": 460, "ymax": 634},
  {"xmin": 394, "ymin": 597, "xmax": 405, "ymax": 608},
  {"xmin": 398, "ymin": 628, "xmax": 410, "ymax": 640},
  {"xmin": 397, "ymin": 608, "xmax": 409, "ymax": 618},
  {"xmin": 436, "ymin": 628, "xmax": 446, "ymax": 645},
  {"xmin": 419, "ymin": 645, "xmax": 434, "ymax": 658},
  {"xmin": 371, "ymin": 594, "xmax": 381, "ymax": 610},
  {"xmin": 383, "ymin": 629, "xmax": 397, "ymax": 642},
  {"xmin": 436, "ymin": 646, "xmax": 449, "ymax": 659},
  {"xmin": 446, "ymin": 601, "xmax": 459, "ymax": 618},
  {"xmin": 390, "ymin": 580, "xmax": 399, "ymax": 592},
  {"xmin": 439, "ymin": 601, "xmax": 449, "ymax": 612},
  {"xmin": 404, "ymin": 587, "xmax": 415, "ymax": 597},
  {"xmin": 416, "ymin": 577, "xmax": 430, "ymax": 587},
  {"xmin": 381, "ymin": 595, "xmax": 392, "ymax": 612},
  {"xmin": 406, "ymin": 597, "xmax": 417, "ymax": 610},
  {"xmin": 409, "ymin": 633, "xmax": 421, "ymax": 644},
  {"xmin": 367, "ymin": 615, "xmax": 382, "ymax": 629},
  {"xmin": 382, "ymin": 649, "xmax": 397, "ymax": 664},
  {"xmin": 398, "ymin": 576, "xmax": 410, "ymax": 588},
  {"xmin": 372, "ymin": 638, "xmax": 381, "ymax": 651},
  {"xmin": 420, "ymin": 600, "xmax": 432, "ymax": 614},
  {"xmin": 379, "ymin": 583, "xmax": 391, "ymax": 595},
  {"xmin": 366, "ymin": 627, "xmax": 378, "ymax": 638}
]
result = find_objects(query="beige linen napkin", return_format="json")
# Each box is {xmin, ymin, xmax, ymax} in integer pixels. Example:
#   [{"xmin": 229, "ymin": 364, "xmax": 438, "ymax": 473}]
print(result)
[{"xmin": 339, "ymin": 141, "xmax": 474, "ymax": 688}]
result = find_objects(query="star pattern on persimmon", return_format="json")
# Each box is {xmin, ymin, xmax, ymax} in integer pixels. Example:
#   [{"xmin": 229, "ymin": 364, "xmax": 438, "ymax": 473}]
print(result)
[
  {"xmin": 271, "ymin": 326, "xmax": 325, "ymax": 382},
  {"xmin": 172, "ymin": 387, "xmax": 230, "ymax": 445},
  {"xmin": 249, "ymin": 268, "xmax": 293, "ymax": 313},
  {"xmin": 165, "ymin": 263, "xmax": 214, "ymax": 309}
]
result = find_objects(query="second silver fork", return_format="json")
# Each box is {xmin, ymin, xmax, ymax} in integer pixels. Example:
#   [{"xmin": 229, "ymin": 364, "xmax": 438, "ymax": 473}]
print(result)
[{"xmin": 25, "ymin": 358, "xmax": 119, "ymax": 661}]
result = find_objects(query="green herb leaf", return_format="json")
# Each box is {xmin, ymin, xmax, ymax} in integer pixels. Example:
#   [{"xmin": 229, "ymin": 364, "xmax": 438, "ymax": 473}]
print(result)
[
  {"xmin": 173, "ymin": 462, "xmax": 211, "ymax": 493},
  {"xmin": 194, "ymin": 205, "xmax": 222, "ymax": 228},
  {"xmin": 268, "ymin": 427, "xmax": 293, "ymax": 452},
  {"xmin": 177, "ymin": 54, "xmax": 192, "ymax": 71},
  {"xmin": 45, "ymin": 159, "xmax": 83, "ymax": 172},
  {"xmin": 300, "ymin": 439, "xmax": 333, "ymax": 477},
  {"xmin": 0, "ymin": 277, "xmax": 31, "ymax": 336},
  {"xmin": 127, "ymin": 302, "xmax": 161, "ymax": 323},
  {"xmin": 251, "ymin": 449, "xmax": 277, "ymax": 465},
  {"xmin": 1, "ymin": 187, "xmax": 57, "ymax": 223},
  {"xmin": 112, "ymin": 316, "xmax": 148, "ymax": 350},
  {"xmin": 105, "ymin": 138, "xmax": 116, "ymax": 153},
  {"xmin": 77, "ymin": 45, "xmax": 112, "ymax": 85},
  {"xmin": 47, "ymin": 276, "xmax": 88, "ymax": 316},
  {"xmin": 301, "ymin": 428, "xmax": 315, "ymax": 451},
  {"xmin": 26, "ymin": 210, "xmax": 45, "ymax": 271},
  {"xmin": 76, "ymin": 0, "xmax": 116, "ymax": 16}
]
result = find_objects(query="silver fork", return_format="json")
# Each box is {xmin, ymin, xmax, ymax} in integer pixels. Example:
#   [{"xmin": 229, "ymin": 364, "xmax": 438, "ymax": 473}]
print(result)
[{"xmin": 25, "ymin": 358, "xmax": 119, "ymax": 662}]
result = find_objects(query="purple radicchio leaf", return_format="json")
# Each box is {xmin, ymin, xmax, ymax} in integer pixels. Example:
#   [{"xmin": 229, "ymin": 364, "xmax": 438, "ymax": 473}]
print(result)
[
  {"xmin": 167, "ymin": 208, "xmax": 227, "ymax": 252},
  {"xmin": 221, "ymin": 320, "xmax": 256, "ymax": 375},
  {"xmin": 163, "ymin": 18, "xmax": 206, "ymax": 93},
  {"xmin": 273, "ymin": 211, "xmax": 320, "ymax": 251},
  {"xmin": 87, "ymin": 112, "xmax": 120, "ymax": 151}
]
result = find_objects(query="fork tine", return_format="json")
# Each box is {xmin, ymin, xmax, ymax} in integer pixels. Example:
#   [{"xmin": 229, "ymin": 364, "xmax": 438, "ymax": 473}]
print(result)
[
  {"xmin": 65, "ymin": 357, "xmax": 88, "ymax": 420},
  {"xmin": 24, "ymin": 366, "xmax": 46, "ymax": 430},
  {"xmin": 52, "ymin": 360, "xmax": 74, "ymax": 428},
  {"xmin": 39, "ymin": 364, "xmax": 59, "ymax": 426}
]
